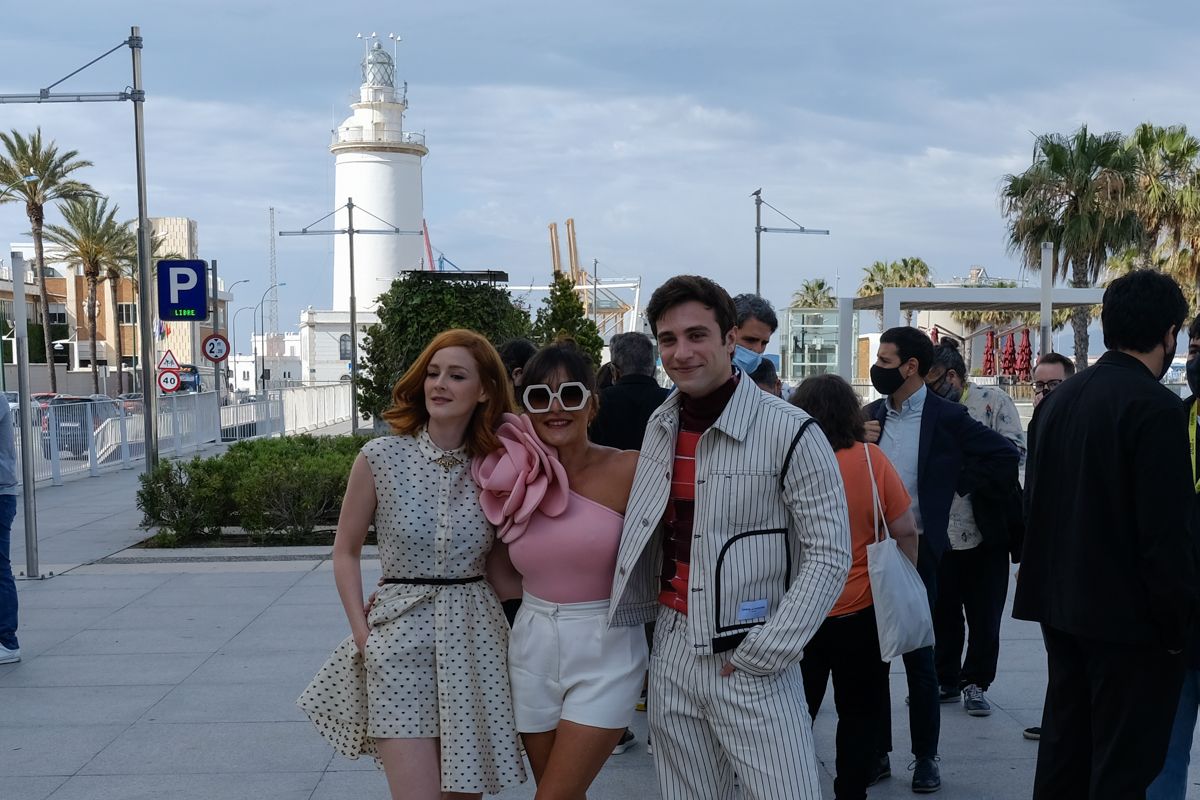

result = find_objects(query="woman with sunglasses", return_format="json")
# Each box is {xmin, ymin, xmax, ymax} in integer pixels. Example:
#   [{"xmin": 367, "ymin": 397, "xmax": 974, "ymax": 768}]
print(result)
[
  {"xmin": 473, "ymin": 340, "xmax": 649, "ymax": 798},
  {"xmin": 299, "ymin": 329, "xmax": 526, "ymax": 800}
]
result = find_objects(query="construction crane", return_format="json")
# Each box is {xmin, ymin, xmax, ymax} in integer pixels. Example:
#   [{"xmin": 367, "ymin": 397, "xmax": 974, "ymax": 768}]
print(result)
[{"xmin": 546, "ymin": 218, "xmax": 638, "ymax": 338}]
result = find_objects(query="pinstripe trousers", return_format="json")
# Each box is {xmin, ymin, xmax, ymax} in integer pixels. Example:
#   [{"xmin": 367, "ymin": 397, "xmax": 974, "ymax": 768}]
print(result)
[{"xmin": 649, "ymin": 606, "xmax": 822, "ymax": 800}]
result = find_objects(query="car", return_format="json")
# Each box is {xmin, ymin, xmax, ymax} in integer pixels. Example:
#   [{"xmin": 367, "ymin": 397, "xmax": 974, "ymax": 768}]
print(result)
[
  {"xmin": 116, "ymin": 392, "xmax": 144, "ymax": 414},
  {"xmin": 41, "ymin": 396, "xmax": 121, "ymax": 459}
]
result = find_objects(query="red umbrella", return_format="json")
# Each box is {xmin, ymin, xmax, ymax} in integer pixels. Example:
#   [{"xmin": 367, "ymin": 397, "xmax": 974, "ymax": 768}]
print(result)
[
  {"xmin": 1016, "ymin": 328, "xmax": 1033, "ymax": 382},
  {"xmin": 982, "ymin": 330, "xmax": 996, "ymax": 376},
  {"xmin": 929, "ymin": 326, "xmax": 940, "ymax": 344},
  {"xmin": 1000, "ymin": 333, "xmax": 1017, "ymax": 376}
]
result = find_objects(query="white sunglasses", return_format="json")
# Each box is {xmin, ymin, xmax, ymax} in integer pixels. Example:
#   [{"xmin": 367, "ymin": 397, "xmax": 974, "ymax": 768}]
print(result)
[{"xmin": 522, "ymin": 382, "xmax": 592, "ymax": 413}]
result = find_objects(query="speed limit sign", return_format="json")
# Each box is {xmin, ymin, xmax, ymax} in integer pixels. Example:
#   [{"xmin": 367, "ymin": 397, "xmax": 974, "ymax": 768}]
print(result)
[
  {"xmin": 202, "ymin": 333, "xmax": 230, "ymax": 363},
  {"xmin": 157, "ymin": 369, "xmax": 181, "ymax": 393}
]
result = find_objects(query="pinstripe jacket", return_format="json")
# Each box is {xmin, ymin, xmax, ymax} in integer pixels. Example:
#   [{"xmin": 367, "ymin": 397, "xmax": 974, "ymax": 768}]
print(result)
[{"xmin": 607, "ymin": 373, "xmax": 853, "ymax": 676}]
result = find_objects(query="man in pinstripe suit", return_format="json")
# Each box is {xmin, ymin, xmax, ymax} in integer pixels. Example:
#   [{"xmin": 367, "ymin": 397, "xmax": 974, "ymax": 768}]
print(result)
[{"xmin": 608, "ymin": 275, "xmax": 853, "ymax": 800}]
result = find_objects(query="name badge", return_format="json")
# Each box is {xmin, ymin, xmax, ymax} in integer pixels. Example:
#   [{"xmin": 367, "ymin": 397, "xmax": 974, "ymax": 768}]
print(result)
[{"xmin": 737, "ymin": 598, "xmax": 769, "ymax": 622}]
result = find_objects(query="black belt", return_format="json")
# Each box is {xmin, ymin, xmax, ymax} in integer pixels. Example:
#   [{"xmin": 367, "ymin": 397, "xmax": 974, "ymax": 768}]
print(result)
[{"xmin": 381, "ymin": 576, "xmax": 484, "ymax": 586}]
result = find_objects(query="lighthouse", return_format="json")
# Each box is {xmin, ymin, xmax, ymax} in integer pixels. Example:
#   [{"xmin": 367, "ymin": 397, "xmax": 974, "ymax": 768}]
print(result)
[{"xmin": 329, "ymin": 38, "xmax": 428, "ymax": 312}]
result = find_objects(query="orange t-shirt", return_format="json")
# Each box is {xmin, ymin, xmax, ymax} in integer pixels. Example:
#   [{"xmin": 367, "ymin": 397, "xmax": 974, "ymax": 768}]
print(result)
[{"xmin": 829, "ymin": 443, "xmax": 912, "ymax": 617}]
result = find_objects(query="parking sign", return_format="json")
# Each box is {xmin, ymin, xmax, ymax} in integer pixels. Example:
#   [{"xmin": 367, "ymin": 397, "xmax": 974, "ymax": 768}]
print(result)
[{"xmin": 156, "ymin": 259, "xmax": 209, "ymax": 321}]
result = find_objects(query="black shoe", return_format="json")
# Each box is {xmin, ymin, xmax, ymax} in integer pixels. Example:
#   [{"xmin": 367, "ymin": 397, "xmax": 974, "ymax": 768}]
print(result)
[
  {"xmin": 1023, "ymin": 726, "xmax": 1041, "ymax": 741},
  {"xmin": 911, "ymin": 757, "xmax": 941, "ymax": 793},
  {"xmin": 938, "ymin": 684, "xmax": 962, "ymax": 703},
  {"xmin": 612, "ymin": 729, "xmax": 636, "ymax": 754},
  {"xmin": 867, "ymin": 754, "xmax": 891, "ymax": 786},
  {"xmin": 962, "ymin": 684, "xmax": 992, "ymax": 716}
]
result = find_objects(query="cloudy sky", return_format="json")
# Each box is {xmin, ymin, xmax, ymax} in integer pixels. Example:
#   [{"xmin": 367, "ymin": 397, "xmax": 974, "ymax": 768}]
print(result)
[{"xmin": 2, "ymin": 1, "xmax": 1198, "ymax": 353}]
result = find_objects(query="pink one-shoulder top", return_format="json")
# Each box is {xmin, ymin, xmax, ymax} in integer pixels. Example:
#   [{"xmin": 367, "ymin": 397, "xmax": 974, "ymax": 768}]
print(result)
[{"xmin": 473, "ymin": 413, "xmax": 624, "ymax": 604}]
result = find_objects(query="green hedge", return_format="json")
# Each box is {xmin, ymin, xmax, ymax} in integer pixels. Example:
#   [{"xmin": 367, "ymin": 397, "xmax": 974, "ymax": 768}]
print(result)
[{"xmin": 136, "ymin": 434, "xmax": 371, "ymax": 544}]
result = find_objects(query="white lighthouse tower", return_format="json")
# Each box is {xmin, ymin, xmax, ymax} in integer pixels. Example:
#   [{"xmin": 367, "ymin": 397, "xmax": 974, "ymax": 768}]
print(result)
[{"xmin": 329, "ymin": 37, "xmax": 428, "ymax": 312}]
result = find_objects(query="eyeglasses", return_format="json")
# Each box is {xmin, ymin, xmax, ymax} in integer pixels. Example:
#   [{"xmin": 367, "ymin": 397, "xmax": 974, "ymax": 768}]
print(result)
[
  {"xmin": 522, "ymin": 382, "xmax": 592, "ymax": 413},
  {"xmin": 1033, "ymin": 379, "xmax": 1063, "ymax": 396}
]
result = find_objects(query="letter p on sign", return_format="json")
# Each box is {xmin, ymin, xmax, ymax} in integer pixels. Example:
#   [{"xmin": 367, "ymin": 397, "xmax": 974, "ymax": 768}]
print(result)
[{"xmin": 156, "ymin": 260, "xmax": 209, "ymax": 321}]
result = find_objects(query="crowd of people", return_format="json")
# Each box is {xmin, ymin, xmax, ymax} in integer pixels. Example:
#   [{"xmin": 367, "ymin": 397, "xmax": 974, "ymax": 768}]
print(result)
[{"xmin": 291, "ymin": 269, "xmax": 1200, "ymax": 800}]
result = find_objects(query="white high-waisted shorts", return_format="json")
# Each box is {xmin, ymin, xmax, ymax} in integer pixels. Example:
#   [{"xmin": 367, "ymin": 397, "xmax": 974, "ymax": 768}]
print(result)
[{"xmin": 509, "ymin": 591, "xmax": 649, "ymax": 733}]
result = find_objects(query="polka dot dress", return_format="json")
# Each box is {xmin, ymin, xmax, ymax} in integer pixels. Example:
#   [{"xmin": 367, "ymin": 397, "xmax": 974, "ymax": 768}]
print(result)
[{"xmin": 298, "ymin": 430, "xmax": 527, "ymax": 794}]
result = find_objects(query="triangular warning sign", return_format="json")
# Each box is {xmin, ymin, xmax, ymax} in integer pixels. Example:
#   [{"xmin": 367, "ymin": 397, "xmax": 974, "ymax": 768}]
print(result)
[{"xmin": 157, "ymin": 349, "xmax": 180, "ymax": 370}]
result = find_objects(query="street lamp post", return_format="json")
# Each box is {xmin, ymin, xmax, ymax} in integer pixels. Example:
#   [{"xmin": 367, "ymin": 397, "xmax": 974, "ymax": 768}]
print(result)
[
  {"xmin": 255, "ymin": 283, "xmax": 284, "ymax": 394},
  {"xmin": 751, "ymin": 189, "xmax": 830, "ymax": 296}
]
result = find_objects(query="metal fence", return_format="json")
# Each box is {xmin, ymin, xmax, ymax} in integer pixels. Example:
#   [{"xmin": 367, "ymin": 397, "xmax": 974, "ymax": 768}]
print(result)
[{"xmin": 11, "ymin": 383, "xmax": 354, "ymax": 486}]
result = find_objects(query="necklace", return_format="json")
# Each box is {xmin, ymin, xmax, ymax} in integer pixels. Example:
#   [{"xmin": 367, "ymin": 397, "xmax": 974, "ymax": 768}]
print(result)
[{"xmin": 433, "ymin": 452, "xmax": 464, "ymax": 471}]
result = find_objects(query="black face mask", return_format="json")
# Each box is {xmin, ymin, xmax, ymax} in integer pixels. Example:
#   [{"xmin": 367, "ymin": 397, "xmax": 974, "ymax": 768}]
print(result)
[
  {"xmin": 931, "ymin": 376, "xmax": 962, "ymax": 403},
  {"xmin": 1188, "ymin": 358, "xmax": 1200, "ymax": 397},
  {"xmin": 870, "ymin": 364, "xmax": 907, "ymax": 396}
]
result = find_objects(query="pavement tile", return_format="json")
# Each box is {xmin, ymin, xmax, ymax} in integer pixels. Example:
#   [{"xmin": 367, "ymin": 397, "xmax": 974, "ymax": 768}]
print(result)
[
  {"xmin": 0, "ymin": 776, "xmax": 68, "ymax": 800},
  {"xmin": 0, "ymin": 685, "xmax": 173, "ymax": 727},
  {"xmin": 79, "ymin": 721, "xmax": 332, "ymax": 775},
  {"xmin": 46, "ymin": 772, "xmax": 323, "ymax": 800},
  {"xmin": 0, "ymin": 653, "xmax": 210, "ymax": 687},
  {"xmin": 0, "ymin": 724, "xmax": 128, "ymax": 776},
  {"xmin": 186, "ymin": 649, "xmax": 331, "ymax": 686},
  {"xmin": 45, "ymin": 625, "xmax": 238, "ymax": 656},
  {"xmin": 144, "ymin": 680, "xmax": 310, "ymax": 723}
]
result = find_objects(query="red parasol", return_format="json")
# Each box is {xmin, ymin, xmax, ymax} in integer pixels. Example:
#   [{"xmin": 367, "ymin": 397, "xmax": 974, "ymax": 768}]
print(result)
[
  {"xmin": 929, "ymin": 326, "xmax": 940, "ymax": 344},
  {"xmin": 982, "ymin": 330, "xmax": 996, "ymax": 376},
  {"xmin": 1016, "ymin": 328, "xmax": 1033, "ymax": 382},
  {"xmin": 1000, "ymin": 333, "xmax": 1017, "ymax": 376}
]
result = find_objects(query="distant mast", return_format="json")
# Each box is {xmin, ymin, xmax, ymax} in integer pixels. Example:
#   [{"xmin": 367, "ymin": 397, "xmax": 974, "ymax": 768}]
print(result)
[{"xmin": 329, "ymin": 33, "xmax": 428, "ymax": 312}]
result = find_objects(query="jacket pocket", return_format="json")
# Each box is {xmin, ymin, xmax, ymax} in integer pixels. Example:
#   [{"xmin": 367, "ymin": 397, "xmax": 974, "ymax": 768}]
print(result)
[{"xmin": 712, "ymin": 527, "xmax": 790, "ymax": 652}]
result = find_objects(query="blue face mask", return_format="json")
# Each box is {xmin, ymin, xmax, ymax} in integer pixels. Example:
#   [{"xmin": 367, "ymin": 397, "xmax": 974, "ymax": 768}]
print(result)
[{"xmin": 732, "ymin": 344, "xmax": 763, "ymax": 374}]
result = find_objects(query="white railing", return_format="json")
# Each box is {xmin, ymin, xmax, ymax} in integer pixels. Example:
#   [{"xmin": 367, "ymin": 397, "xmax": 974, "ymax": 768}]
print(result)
[{"xmin": 12, "ymin": 383, "xmax": 354, "ymax": 486}]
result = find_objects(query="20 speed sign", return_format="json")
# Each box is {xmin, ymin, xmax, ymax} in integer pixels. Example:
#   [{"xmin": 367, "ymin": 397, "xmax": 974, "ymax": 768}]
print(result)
[
  {"xmin": 202, "ymin": 333, "xmax": 230, "ymax": 363},
  {"xmin": 157, "ymin": 369, "xmax": 181, "ymax": 393}
]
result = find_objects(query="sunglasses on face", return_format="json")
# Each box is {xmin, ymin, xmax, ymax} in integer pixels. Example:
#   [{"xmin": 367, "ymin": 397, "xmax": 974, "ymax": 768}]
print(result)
[
  {"xmin": 1033, "ymin": 379, "xmax": 1063, "ymax": 396},
  {"xmin": 522, "ymin": 382, "xmax": 592, "ymax": 413}
]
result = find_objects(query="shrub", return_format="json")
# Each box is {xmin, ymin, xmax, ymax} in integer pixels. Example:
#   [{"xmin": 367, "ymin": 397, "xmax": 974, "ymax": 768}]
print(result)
[
  {"xmin": 136, "ymin": 434, "xmax": 371, "ymax": 542},
  {"xmin": 136, "ymin": 458, "xmax": 227, "ymax": 542}
]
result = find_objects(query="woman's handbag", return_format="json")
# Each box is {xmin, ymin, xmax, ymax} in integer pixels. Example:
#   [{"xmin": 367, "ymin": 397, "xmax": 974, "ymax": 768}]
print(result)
[{"xmin": 863, "ymin": 443, "xmax": 935, "ymax": 661}]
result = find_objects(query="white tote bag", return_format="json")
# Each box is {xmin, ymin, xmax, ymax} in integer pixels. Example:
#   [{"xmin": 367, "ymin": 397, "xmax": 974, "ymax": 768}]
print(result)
[{"xmin": 863, "ymin": 443, "xmax": 935, "ymax": 661}]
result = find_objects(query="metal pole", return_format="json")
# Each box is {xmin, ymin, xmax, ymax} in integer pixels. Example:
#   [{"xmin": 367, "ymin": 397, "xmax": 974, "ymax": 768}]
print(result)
[
  {"xmin": 130, "ymin": 25, "xmax": 157, "ymax": 471},
  {"xmin": 347, "ymin": 198, "xmax": 359, "ymax": 435},
  {"xmin": 1039, "ymin": 242, "xmax": 1053, "ymax": 357},
  {"xmin": 210, "ymin": 259, "xmax": 220, "ymax": 400},
  {"xmin": 754, "ymin": 192, "xmax": 763, "ymax": 296},
  {"xmin": 11, "ymin": 256, "xmax": 39, "ymax": 578},
  {"xmin": 592, "ymin": 258, "xmax": 598, "ymax": 325}
]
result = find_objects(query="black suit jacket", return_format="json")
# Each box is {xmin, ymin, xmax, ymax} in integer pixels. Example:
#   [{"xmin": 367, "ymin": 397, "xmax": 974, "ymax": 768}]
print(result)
[
  {"xmin": 1013, "ymin": 351, "xmax": 1200, "ymax": 651},
  {"xmin": 588, "ymin": 374, "xmax": 670, "ymax": 451},
  {"xmin": 865, "ymin": 389, "xmax": 1019, "ymax": 559}
]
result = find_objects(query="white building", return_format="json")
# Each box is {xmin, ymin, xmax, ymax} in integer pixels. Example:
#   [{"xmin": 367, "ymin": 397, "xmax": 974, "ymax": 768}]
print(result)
[{"xmin": 296, "ymin": 36, "xmax": 429, "ymax": 385}]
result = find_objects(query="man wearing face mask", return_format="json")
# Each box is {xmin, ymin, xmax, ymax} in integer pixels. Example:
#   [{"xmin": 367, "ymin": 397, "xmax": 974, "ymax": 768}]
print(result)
[
  {"xmin": 925, "ymin": 339, "xmax": 1026, "ymax": 720},
  {"xmin": 863, "ymin": 327, "xmax": 1019, "ymax": 793},
  {"xmin": 1146, "ymin": 315, "xmax": 1200, "ymax": 799},
  {"xmin": 1015, "ymin": 270, "xmax": 1199, "ymax": 799}
]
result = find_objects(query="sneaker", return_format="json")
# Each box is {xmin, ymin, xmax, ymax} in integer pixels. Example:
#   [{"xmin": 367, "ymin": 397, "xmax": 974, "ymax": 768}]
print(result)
[
  {"xmin": 867, "ymin": 753, "xmax": 891, "ymax": 786},
  {"xmin": 1023, "ymin": 726, "xmax": 1041, "ymax": 741},
  {"xmin": 962, "ymin": 684, "xmax": 992, "ymax": 717},
  {"xmin": 910, "ymin": 756, "xmax": 941, "ymax": 793},
  {"xmin": 0, "ymin": 645, "xmax": 19, "ymax": 665},
  {"xmin": 938, "ymin": 684, "xmax": 962, "ymax": 703},
  {"xmin": 645, "ymin": 736, "xmax": 653, "ymax": 755},
  {"xmin": 612, "ymin": 729, "xmax": 636, "ymax": 755}
]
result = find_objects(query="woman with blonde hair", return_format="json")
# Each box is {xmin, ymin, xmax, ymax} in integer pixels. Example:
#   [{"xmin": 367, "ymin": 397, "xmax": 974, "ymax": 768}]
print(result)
[{"xmin": 298, "ymin": 329, "xmax": 526, "ymax": 800}]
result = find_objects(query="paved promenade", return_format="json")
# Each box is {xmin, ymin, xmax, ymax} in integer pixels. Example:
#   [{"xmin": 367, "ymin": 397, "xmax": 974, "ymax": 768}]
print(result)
[{"xmin": 1, "ymin": 427, "xmax": 1195, "ymax": 798}]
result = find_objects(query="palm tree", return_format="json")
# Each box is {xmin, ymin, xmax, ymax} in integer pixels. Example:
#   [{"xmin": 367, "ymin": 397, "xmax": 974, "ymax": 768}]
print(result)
[
  {"xmin": 857, "ymin": 260, "xmax": 895, "ymax": 298},
  {"xmin": 892, "ymin": 257, "xmax": 933, "ymax": 325},
  {"xmin": 791, "ymin": 278, "xmax": 836, "ymax": 309},
  {"xmin": 0, "ymin": 129, "xmax": 94, "ymax": 392},
  {"xmin": 1001, "ymin": 125, "xmax": 1143, "ymax": 369},
  {"xmin": 43, "ymin": 197, "xmax": 130, "ymax": 395}
]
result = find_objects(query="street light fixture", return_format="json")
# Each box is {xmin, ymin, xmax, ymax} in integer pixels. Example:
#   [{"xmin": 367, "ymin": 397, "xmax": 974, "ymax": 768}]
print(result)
[{"xmin": 255, "ymin": 283, "xmax": 285, "ymax": 394}]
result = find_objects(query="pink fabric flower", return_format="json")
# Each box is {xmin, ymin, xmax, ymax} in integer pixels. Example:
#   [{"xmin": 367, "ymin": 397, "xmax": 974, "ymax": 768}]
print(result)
[{"xmin": 472, "ymin": 413, "xmax": 569, "ymax": 542}]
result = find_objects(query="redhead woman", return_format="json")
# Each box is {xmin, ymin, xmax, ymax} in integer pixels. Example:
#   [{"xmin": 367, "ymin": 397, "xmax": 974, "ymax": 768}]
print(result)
[
  {"xmin": 473, "ymin": 340, "xmax": 648, "ymax": 799},
  {"xmin": 298, "ymin": 329, "xmax": 526, "ymax": 800}
]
